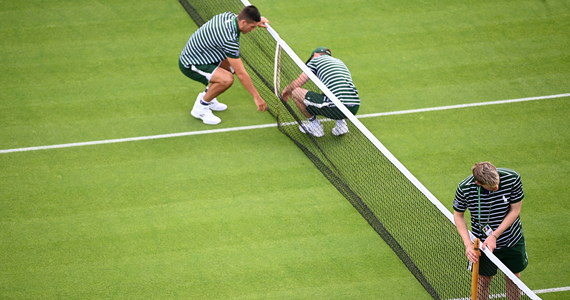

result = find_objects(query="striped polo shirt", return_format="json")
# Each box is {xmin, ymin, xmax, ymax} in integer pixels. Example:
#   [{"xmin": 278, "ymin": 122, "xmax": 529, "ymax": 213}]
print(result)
[
  {"xmin": 180, "ymin": 12, "xmax": 240, "ymax": 67},
  {"xmin": 453, "ymin": 168, "xmax": 524, "ymax": 249},
  {"xmin": 307, "ymin": 55, "xmax": 360, "ymax": 107}
]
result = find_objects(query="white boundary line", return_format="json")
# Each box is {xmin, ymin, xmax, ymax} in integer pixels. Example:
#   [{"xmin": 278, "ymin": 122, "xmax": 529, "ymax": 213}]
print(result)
[
  {"xmin": 0, "ymin": 123, "xmax": 277, "ymax": 154},
  {"xmin": 358, "ymin": 93, "xmax": 570, "ymax": 119},
  {"xmin": 0, "ymin": 93, "xmax": 568, "ymax": 155},
  {"xmin": 534, "ymin": 286, "xmax": 570, "ymax": 294},
  {"xmin": 448, "ymin": 286, "xmax": 570, "ymax": 299}
]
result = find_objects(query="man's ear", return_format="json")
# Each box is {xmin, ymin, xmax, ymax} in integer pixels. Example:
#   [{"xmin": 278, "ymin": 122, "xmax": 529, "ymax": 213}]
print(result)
[{"xmin": 237, "ymin": 19, "xmax": 247, "ymax": 29}]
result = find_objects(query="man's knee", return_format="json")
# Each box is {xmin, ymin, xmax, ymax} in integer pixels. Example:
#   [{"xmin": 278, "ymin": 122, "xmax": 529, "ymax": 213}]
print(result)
[
  {"xmin": 220, "ymin": 74, "xmax": 234, "ymax": 87},
  {"xmin": 213, "ymin": 70, "xmax": 234, "ymax": 87},
  {"xmin": 291, "ymin": 87, "xmax": 307, "ymax": 102}
]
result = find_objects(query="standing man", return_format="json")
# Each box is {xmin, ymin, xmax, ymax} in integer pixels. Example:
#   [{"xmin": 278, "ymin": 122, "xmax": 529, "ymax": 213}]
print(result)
[
  {"xmin": 281, "ymin": 47, "xmax": 360, "ymax": 137},
  {"xmin": 179, "ymin": 6, "xmax": 268, "ymax": 125},
  {"xmin": 453, "ymin": 162, "xmax": 528, "ymax": 300}
]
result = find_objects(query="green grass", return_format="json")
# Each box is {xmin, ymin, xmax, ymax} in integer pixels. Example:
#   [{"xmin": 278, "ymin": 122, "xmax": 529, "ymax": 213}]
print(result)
[
  {"xmin": 0, "ymin": 131, "xmax": 429, "ymax": 299},
  {"xmin": 1, "ymin": 0, "xmax": 569, "ymax": 299},
  {"xmin": 263, "ymin": 0, "xmax": 570, "ymax": 111},
  {"xmin": 364, "ymin": 98, "xmax": 570, "ymax": 290}
]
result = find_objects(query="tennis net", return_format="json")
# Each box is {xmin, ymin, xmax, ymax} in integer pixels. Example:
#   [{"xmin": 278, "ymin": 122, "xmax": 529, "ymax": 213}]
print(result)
[{"xmin": 178, "ymin": 0, "xmax": 540, "ymax": 299}]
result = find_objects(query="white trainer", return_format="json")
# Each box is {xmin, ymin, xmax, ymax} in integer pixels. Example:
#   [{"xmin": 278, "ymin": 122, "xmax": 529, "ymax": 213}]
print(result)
[
  {"xmin": 208, "ymin": 98, "xmax": 228, "ymax": 111},
  {"xmin": 332, "ymin": 119, "xmax": 349, "ymax": 136},
  {"xmin": 299, "ymin": 119, "xmax": 325, "ymax": 137},
  {"xmin": 191, "ymin": 100, "xmax": 221, "ymax": 125},
  {"xmin": 197, "ymin": 92, "xmax": 227, "ymax": 111}
]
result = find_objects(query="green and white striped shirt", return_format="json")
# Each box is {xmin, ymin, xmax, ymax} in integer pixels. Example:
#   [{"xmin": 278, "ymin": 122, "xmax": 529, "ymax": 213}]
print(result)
[
  {"xmin": 180, "ymin": 12, "xmax": 240, "ymax": 67},
  {"xmin": 453, "ymin": 168, "xmax": 524, "ymax": 249},
  {"xmin": 307, "ymin": 55, "xmax": 360, "ymax": 107}
]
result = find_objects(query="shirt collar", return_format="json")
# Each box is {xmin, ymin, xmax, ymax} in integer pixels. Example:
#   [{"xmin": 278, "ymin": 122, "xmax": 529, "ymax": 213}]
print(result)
[{"xmin": 233, "ymin": 16, "xmax": 240, "ymax": 38}]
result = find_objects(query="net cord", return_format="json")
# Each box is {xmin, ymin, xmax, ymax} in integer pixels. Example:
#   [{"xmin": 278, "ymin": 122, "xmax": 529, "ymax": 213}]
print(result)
[{"xmin": 239, "ymin": 1, "xmax": 539, "ymax": 298}]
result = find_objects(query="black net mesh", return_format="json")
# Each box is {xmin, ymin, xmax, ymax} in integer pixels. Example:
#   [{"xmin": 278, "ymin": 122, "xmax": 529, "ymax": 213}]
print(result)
[{"xmin": 178, "ymin": 1, "xmax": 536, "ymax": 299}]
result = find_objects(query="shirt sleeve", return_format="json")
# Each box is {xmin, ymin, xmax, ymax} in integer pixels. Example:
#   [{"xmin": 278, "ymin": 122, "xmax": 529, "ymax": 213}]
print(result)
[
  {"xmin": 221, "ymin": 16, "xmax": 240, "ymax": 59},
  {"xmin": 510, "ymin": 175, "xmax": 524, "ymax": 203},
  {"xmin": 453, "ymin": 185, "xmax": 467, "ymax": 212},
  {"xmin": 306, "ymin": 60, "xmax": 317, "ymax": 74},
  {"xmin": 223, "ymin": 39, "xmax": 240, "ymax": 59}
]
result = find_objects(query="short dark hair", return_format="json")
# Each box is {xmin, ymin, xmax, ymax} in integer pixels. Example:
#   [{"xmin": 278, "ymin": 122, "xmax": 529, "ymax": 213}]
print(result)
[{"xmin": 238, "ymin": 5, "xmax": 261, "ymax": 22}]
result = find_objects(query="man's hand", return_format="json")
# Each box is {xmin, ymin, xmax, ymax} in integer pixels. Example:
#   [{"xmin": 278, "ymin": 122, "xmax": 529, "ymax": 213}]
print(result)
[
  {"xmin": 258, "ymin": 17, "xmax": 269, "ymax": 28},
  {"xmin": 281, "ymin": 88, "xmax": 291, "ymax": 101},
  {"xmin": 465, "ymin": 244, "xmax": 480, "ymax": 263},
  {"xmin": 481, "ymin": 234, "xmax": 497, "ymax": 252},
  {"xmin": 254, "ymin": 95, "xmax": 267, "ymax": 111}
]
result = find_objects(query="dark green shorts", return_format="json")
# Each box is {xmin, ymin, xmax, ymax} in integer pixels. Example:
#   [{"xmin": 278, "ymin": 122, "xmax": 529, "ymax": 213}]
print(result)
[
  {"xmin": 179, "ymin": 60, "xmax": 220, "ymax": 86},
  {"xmin": 305, "ymin": 91, "xmax": 359, "ymax": 120},
  {"xmin": 479, "ymin": 236, "xmax": 528, "ymax": 276}
]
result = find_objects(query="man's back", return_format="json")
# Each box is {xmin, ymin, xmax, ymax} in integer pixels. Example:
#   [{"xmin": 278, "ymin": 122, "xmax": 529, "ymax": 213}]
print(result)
[
  {"xmin": 307, "ymin": 55, "xmax": 359, "ymax": 106},
  {"xmin": 180, "ymin": 12, "xmax": 240, "ymax": 66}
]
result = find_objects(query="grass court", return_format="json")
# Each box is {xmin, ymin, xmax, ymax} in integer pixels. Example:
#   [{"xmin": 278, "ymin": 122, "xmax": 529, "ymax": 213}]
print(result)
[{"xmin": 1, "ymin": 0, "xmax": 569, "ymax": 298}]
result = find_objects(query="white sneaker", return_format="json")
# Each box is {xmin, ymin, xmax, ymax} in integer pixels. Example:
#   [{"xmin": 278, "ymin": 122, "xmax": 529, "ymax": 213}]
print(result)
[
  {"xmin": 332, "ymin": 119, "xmax": 349, "ymax": 136},
  {"xmin": 208, "ymin": 98, "xmax": 227, "ymax": 111},
  {"xmin": 197, "ymin": 92, "xmax": 227, "ymax": 111},
  {"xmin": 191, "ymin": 100, "xmax": 221, "ymax": 125},
  {"xmin": 299, "ymin": 119, "xmax": 325, "ymax": 137}
]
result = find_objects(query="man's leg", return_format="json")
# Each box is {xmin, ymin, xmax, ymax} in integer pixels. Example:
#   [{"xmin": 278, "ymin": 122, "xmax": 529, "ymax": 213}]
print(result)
[
  {"xmin": 505, "ymin": 273, "xmax": 521, "ymax": 300},
  {"xmin": 189, "ymin": 63, "xmax": 232, "ymax": 125},
  {"xmin": 478, "ymin": 275, "xmax": 492, "ymax": 300},
  {"xmin": 291, "ymin": 87, "xmax": 312, "ymax": 118},
  {"xmin": 203, "ymin": 60, "xmax": 234, "ymax": 102},
  {"xmin": 289, "ymin": 88, "xmax": 325, "ymax": 137}
]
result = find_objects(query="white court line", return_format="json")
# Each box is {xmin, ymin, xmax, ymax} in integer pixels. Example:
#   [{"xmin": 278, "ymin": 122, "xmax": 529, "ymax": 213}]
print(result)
[
  {"xmin": 449, "ymin": 286, "xmax": 570, "ymax": 299},
  {"xmin": 534, "ymin": 286, "xmax": 570, "ymax": 294},
  {"xmin": 0, "ymin": 123, "xmax": 278, "ymax": 154},
  {"xmin": 357, "ymin": 93, "xmax": 570, "ymax": 119},
  {"xmin": 1, "ymin": 93, "xmax": 568, "ymax": 154}
]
